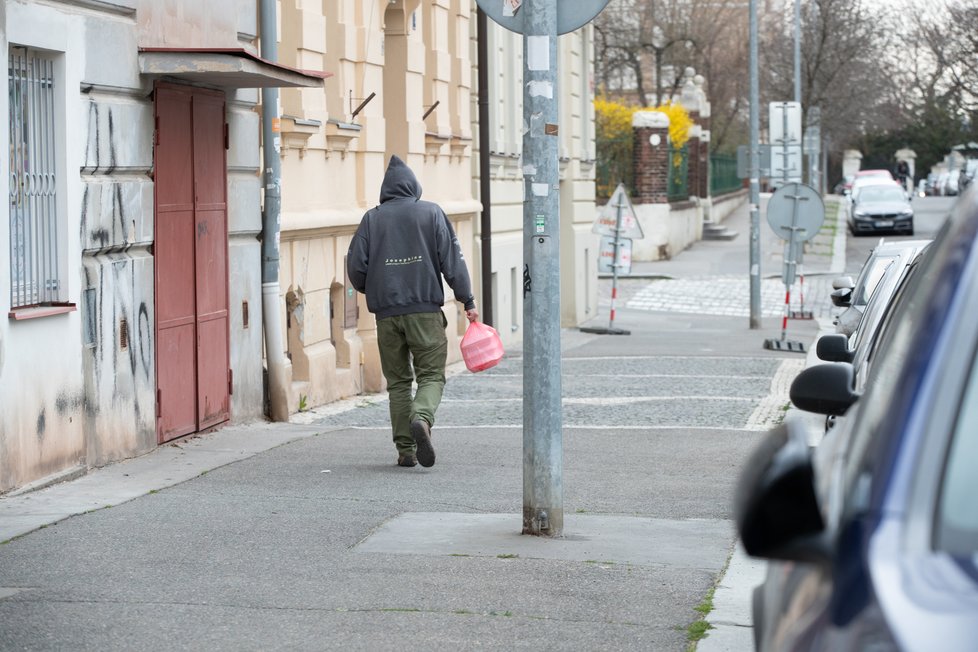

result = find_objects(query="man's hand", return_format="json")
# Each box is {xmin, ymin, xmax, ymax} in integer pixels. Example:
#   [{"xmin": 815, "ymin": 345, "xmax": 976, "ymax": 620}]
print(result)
[{"xmin": 465, "ymin": 308, "xmax": 479, "ymax": 323}]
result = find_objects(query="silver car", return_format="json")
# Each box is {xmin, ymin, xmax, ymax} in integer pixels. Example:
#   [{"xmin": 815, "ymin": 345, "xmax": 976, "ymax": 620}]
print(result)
[{"xmin": 831, "ymin": 239, "xmax": 930, "ymax": 337}]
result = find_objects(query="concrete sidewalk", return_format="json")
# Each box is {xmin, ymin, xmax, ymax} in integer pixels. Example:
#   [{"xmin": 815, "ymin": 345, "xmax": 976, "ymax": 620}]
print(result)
[{"xmin": 0, "ymin": 197, "xmax": 841, "ymax": 651}]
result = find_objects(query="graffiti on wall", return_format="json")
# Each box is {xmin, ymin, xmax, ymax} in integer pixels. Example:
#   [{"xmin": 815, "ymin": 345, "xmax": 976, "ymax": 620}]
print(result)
[{"xmin": 79, "ymin": 96, "xmax": 157, "ymax": 463}]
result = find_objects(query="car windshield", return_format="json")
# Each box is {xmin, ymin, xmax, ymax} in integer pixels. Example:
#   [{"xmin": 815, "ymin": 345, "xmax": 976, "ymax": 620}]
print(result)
[
  {"xmin": 857, "ymin": 186, "xmax": 905, "ymax": 203},
  {"xmin": 852, "ymin": 255, "xmax": 896, "ymax": 307}
]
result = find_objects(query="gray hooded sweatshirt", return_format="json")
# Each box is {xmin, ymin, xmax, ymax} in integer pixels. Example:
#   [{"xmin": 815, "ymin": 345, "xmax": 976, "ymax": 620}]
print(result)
[{"xmin": 347, "ymin": 155, "xmax": 475, "ymax": 320}]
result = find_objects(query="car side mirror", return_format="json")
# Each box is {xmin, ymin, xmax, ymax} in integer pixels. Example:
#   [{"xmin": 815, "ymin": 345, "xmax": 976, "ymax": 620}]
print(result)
[
  {"xmin": 816, "ymin": 334, "xmax": 854, "ymax": 363},
  {"xmin": 790, "ymin": 363, "xmax": 859, "ymax": 416},
  {"xmin": 830, "ymin": 288, "xmax": 852, "ymax": 307},
  {"xmin": 831, "ymin": 276, "xmax": 854, "ymax": 290},
  {"xmin": 735, "ymin": 421, "xmax": 832, "ymax": 565}
]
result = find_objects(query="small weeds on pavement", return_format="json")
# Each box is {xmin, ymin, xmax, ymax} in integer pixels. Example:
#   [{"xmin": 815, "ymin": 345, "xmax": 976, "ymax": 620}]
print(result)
[
  {"xmin": 497, "ymin": 553, "xmax": 519, "ymax": 559},
  {"xmin": 685, "ymin": 586, "xmax": 716, "ymax": 650}
]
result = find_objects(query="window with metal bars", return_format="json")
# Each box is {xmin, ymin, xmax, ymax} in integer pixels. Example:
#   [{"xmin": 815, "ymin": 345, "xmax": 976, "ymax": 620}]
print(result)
[{"xmin": 8, "ymin": 47, "xmax": 62, "ymax": 310}]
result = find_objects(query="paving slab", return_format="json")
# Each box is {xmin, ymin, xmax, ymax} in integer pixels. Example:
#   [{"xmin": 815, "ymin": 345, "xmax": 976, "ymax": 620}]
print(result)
[{"xmin": 357, "ymin": 512, "xmax": 731, "ymax": 571}]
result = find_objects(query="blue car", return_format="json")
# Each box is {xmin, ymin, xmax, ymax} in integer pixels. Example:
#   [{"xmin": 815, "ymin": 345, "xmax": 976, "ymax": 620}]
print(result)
[{"xmin": 736, "ymin": 187, "xmax": 978, "ymax": 651}]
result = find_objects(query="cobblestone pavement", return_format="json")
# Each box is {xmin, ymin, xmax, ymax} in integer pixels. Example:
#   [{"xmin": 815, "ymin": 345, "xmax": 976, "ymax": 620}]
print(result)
[{"xmin": 600, "ymin": 274, "xmax": 836, "ymax": 321}]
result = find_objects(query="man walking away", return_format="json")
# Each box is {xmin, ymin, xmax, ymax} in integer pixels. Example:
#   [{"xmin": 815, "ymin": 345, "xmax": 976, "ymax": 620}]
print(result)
[{"xmin": 347, "ymin": 155, "xmax": 478, "ymax": 468}]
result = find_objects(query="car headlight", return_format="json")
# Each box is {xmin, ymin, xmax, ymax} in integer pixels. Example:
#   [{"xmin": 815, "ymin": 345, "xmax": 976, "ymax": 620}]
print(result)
[
  {"xmin": 899, "ymin": 209, "xmax": 913, "ymax": 217},
  {"xmin": 854, "ymin": 211, "xmax": 868, "ymax": 218}
]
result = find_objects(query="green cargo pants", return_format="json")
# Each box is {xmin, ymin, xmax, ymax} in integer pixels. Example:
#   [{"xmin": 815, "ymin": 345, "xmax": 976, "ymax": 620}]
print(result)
[{"xmin": 376, "ymin": 311, "xmax": 448, "ymax": 456}]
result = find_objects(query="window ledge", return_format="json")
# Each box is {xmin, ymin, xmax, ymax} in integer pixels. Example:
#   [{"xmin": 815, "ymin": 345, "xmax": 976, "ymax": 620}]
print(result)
[{"xmin": 9, "ymin": 303, "xmax": 77, "ymax": 321}]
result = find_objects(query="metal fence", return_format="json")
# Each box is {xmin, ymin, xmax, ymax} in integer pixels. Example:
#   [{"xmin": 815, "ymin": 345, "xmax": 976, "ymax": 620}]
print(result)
[
  {"xmin": 710, "ymin": 153, "xmax": 741, "ymax": 195},
  {"xmin": 596, "ymin": 138, "xmax": 696, "ymax": 203},
  {"xmin": 8, "ymin": 47, "xmax": 60, "ymax": 309},
  {"xmin": 667, "ymin": 144, "xmax": 689, "ymax": 202}
]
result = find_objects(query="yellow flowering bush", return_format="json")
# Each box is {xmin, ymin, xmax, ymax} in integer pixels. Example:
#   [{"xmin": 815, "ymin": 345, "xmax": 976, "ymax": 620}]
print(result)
[
  {"xmin": 594, "ymin": 97, "xmax": 635, "ymax": 142},
  {"xmin": 652, "ymin": 102, "xmax": 692, "ymax": 149},
  {"xmin": 594, "ymin": 97, "xmax": 694, "ymax": 200}
]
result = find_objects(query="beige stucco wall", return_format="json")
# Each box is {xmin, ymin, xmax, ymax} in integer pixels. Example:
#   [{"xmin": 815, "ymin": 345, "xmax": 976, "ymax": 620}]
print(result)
[
  {"xmin": 275, "ymin": 1, "xmax": 478, "ymax": 412},
  {"xmin": 471, "ymin": 18, "xmax": 599, "ymax": 347},
  {"xmin": 273, "ymin": 1, "xmax": 598, "ymax": 414}
]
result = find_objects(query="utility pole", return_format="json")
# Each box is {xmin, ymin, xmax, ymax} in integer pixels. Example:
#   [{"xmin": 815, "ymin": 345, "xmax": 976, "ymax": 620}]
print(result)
[
  {"xmin": 748, "ymin": 0, "xmax": 761, "ymax": 329},
  {"xmin": 521, "ymin": 0, "xmax": 562, "ymax": 537},
  {"xmin": 476, "ymin": 0, "xmax": 609, "ymax": 539},
  {"xmin": 259, "ymin": 0, "xmax": 289, "ymax": 420},
  {"xmin": 793, "ymin": 0, "xmax": 801, "ymax": 105}
]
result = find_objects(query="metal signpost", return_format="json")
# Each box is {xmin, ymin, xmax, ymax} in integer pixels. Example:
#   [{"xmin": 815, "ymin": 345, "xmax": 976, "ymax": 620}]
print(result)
[
  {"xmin": 582, "ymin": 183, "xmax": 642, "ymax": 336},
  {"xmin": 763, "ymin": 182, "xmax": 824, "ymax": 352},
  {"xmin": 748, "ymin": 0, "xmax": 761, "ymax": 329},
  {"xmin": 770, "ymin": 102, "xmax": 803, "ymax": 185},
  {"xmin": 804, "ymin": 107, "xmax": 822, "ymax": 191},
  {"xmin": 476, "ymin": 0, "xmax": 610, "ymax": 537}
]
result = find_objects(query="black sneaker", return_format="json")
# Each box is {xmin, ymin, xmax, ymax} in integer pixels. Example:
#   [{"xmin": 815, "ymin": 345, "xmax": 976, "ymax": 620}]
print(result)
[
  {"xmin": 411, "ymin": 419, "xmax": 435, "ymax": 468},
  {"xmin": 397, "ymin": 453, "xmax": 417, "ymax": 467}
]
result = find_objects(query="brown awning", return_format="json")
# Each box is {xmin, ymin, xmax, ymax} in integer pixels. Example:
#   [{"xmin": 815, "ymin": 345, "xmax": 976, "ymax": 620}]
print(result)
[{"xmin": 138, "ymin": 48, "xmax": 330, "ymax": 89}]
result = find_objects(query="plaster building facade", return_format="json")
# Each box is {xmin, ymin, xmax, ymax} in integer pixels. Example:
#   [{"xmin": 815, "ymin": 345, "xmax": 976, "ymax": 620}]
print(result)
[
  {"xmin": 271, "ymin": 1, "xmax": 600, "ymax": 413},
  {"xmin": 1, "ymin": 0, "xmax": 321, "ymax": 494},
  {"xmin": 1, "ymin": 0, "xmax": 599, "ymax": 494}
]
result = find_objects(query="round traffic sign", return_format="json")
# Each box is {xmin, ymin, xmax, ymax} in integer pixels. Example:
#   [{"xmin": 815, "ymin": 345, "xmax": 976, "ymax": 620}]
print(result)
[
  {"xmin": 766, "ymin": 182, "xmax": 824, "ymax": 242},
  {"xmin": 475, "ymin": 0, "xmax": 611, "ymax": 35}
]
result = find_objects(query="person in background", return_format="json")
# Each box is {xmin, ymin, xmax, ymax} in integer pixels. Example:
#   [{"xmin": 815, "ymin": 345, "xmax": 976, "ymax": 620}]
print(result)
[
  {"xmin": 347, "ymin": 155, "xmax": 478, "ymax": 469},
  {"xmin": 895, "ymin": 159, "xmax": 911, "ymax": 193}
]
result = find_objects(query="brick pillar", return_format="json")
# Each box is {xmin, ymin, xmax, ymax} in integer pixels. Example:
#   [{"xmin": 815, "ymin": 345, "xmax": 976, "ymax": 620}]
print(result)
[{"xmin": 632, "ymin": 111, "xmax": 670, "ymax": 204}]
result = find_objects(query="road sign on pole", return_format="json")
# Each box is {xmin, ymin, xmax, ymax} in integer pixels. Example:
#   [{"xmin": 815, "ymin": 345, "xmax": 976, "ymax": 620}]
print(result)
[
  {"xmin": 592, "ymin": 183, "xmax": 643, "ymax": 239},
  {"xmin": 478, "ymin": 0, "xmax": 610, "ymax": 538},
  {"xmin": 736, "ymin": 144, "xmax": 772, "ymax": 179},
  {"xmin": 598, "ymin": 235, "xmax": 632, "ymax": 274},
  {"xmin": 475, "ymin": 0, "xmax": 610, "ymax": 35},
  {"xmin": 583, "ymin": 183, "xmax": 638, "ymax": 336},
  {"xmin": 764, "ymin": 182, "xmax": 824, "ymax": 352}
]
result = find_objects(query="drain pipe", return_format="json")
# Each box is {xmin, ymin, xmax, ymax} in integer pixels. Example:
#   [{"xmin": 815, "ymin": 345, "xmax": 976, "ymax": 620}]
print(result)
[
  {"xmin": 259, "ymin": 0, "xmax": 290, "ymax": 421},
  {"xmin": 477, "ymin": 8, "xmax": 494, "ymax": 327}
]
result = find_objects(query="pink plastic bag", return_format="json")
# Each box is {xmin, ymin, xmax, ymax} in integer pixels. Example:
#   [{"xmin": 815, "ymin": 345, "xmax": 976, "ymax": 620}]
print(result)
[{"xmin": 460, "ymin": 321, "xmax": 504, "ymax": 372}]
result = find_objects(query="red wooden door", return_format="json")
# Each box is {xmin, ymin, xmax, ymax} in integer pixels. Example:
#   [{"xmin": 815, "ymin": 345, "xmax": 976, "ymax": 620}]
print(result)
[{"xmin": 154, "ymin": 83, "xmax": 230, "ymax": 443}]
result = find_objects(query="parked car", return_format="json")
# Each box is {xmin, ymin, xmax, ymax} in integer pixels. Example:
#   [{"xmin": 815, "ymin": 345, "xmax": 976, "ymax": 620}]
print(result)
[
  {"xmin": 833, "ymin": 175, "xmax": 854, "ymax": 195},
  {"xmin": 736, "ymin": 187, "xmax": 978, "ymax": 652},
  {"xmin": 848, "ymin": 183, "xmax": 914, "ymax": 235},
  {"xmin": 831, "ymin": 239, "xmax": 930, "ymax": 337},
  {"xmin": 822, "ymin": 248, "xmax": 926, "ymax": 394},
  {"xmin": 944, "ymin": 169, "xmax": 962, "ymax": 196}
]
